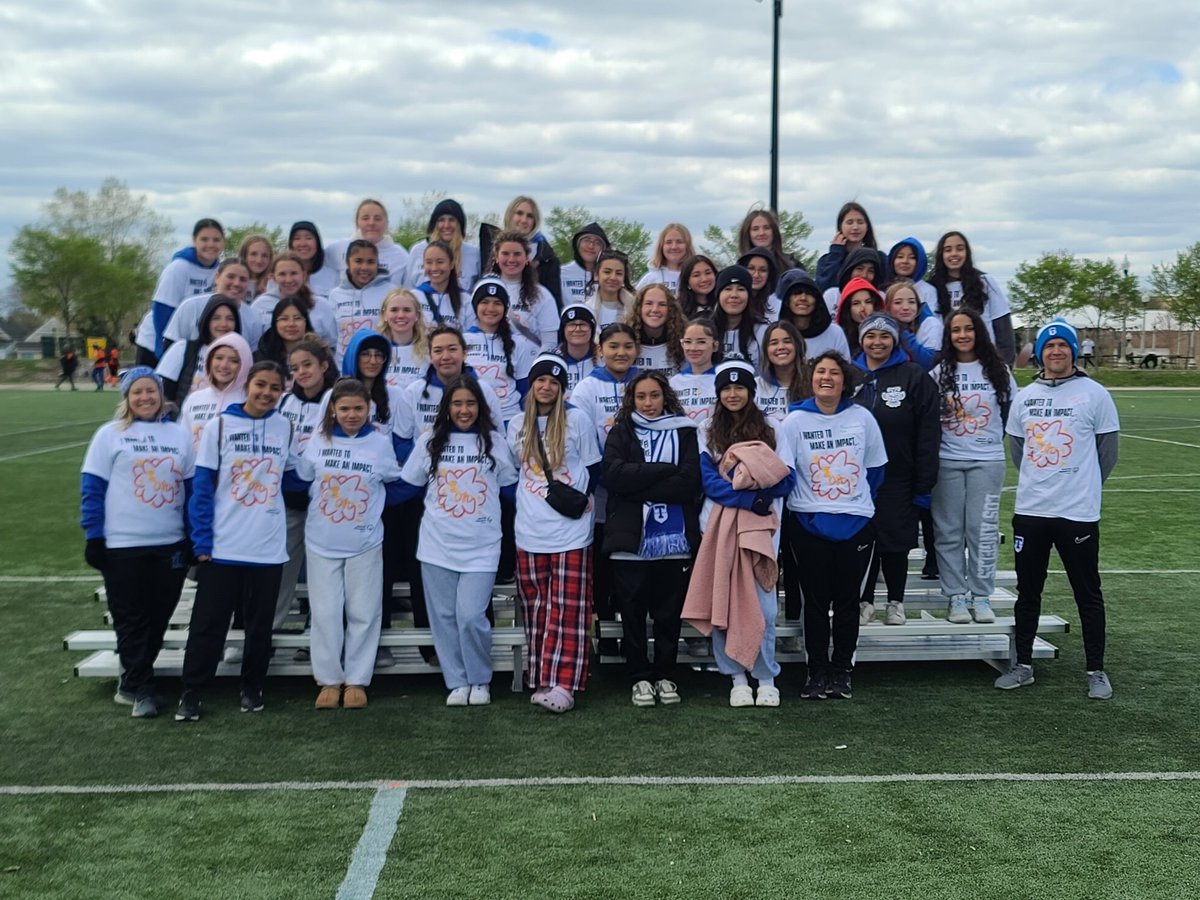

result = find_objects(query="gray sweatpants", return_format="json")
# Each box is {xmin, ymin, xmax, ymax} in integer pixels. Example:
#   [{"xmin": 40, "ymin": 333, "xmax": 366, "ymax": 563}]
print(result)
[
  {"xmin": 272, "ymin": 507, "xmax": 307, "ymax": 630},
  {"xmin": 931, "ymin": 458, "xmax": 1005, "ymax": 601}
]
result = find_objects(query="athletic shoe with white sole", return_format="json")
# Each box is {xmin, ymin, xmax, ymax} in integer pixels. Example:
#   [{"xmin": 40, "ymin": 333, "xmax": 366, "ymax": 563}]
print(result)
[
  {"xmin": 994, "ymin": 663, "xmax": 1034, "ymax": 690},
  {"xmin": 755, "ymin": 685, "xmax": 780, "ymax": 707},
  {"xmin": 240, "ymin": 688, "xmax": 264, "ymax": 713},
  {"xmin": 468, "ymin": 684, "xmax": 491, "ymax": 706},
  {"xmin": 1087, "ymin": 671, "xmax": 1113, "ymax": 700},
  {"xmin": 632, "ymin": 680, "xmax": 656, "ymax": 707},
  {"xmin": 972, "ymin": 596, "xmax": 996, "ymax": 624},
  {"xmin": 131, "ymin": 695, "xmax": 158, "ymax": 719},
  {"xmin": 174, "ymin": 691, "xmax": 201, "ymax": 722},
  {"xmin": 885, "ymin": 602, "xmax": 906, "ymax": 625},
  {"xmin": 859, "ymin": 602, "xmax": 876, "ymax": 626},
  {"xmin": 113, "ymin": 688, "xmax": 135, "ymax": 706},
  {"xmin": 947, "ymin": 596, "xmax": 972, "ymax": 624},
  {"xmin": 800, "ymin": 671, "xmax": 827, "ymax": 700},
  {"xmin": 826, "ymin": 669, "xmax": 853, "ymax": 700},
  {"xmin": 654, "ymin": 679, "xmax": 680, "ymax": 705},
  {"xmin": 446, "ymin": 686, "xmax": 471, "ymax": 707}
]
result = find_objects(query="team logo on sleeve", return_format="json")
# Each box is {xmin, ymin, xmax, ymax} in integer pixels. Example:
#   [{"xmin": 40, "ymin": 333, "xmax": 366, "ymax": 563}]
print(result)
[
  {"xmin": 132, "ymin": 457, "xmax": 181, "ymax": 508},
  {"xmin": 1025, "ymin": 420, "xmax": 1073, "ymax": 468},
  {"xmin": 809, "ymin": 450, "xmax": 861, "ymax": 500},
  {"xmin": 230, "ymin": 458, "xmax": 280, "ymax": 507},
  {"xmin": 437, "ymin": 466, "xmax": 488, "ymax": 518},
  {"xmin": 318, "ymin": 473, "xmax": 369, "ymax": 523},
  {"xmin": 951, "ymin": 393, "xmax": 991, "ymax": 436}
]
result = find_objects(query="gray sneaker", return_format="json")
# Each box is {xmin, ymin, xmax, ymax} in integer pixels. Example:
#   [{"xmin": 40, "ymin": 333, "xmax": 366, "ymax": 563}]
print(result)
[
  {"xmin": 885, "ymin": 602, "xmax": 906, "ymax": 625},
  {"xmin": 972, "ymin": 596, "xmax": 996, "ymax": 624},
  {"xmin": 1087, "ymin": 671, "xmax": 1113, "ymax": 700},
  {"xmin": 947, "ymin": 596, "xmax": 972, "ymax": 624},
  {"xmin": 131, "ymin": 695, "xmax": 158, "ymax": 718},
  {"xmin": 859, "ymin": 602, "xmax": 876, "ymax": 626},
  {"xmin": 994, "ymin": 663, "xmax": 1034, "ymax": 690}
]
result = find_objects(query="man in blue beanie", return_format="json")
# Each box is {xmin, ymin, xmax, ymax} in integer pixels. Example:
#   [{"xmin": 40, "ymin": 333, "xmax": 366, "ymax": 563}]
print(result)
[{"xmin": 997, "ymin": 318, "xmax": 1120, "ymax": 699}]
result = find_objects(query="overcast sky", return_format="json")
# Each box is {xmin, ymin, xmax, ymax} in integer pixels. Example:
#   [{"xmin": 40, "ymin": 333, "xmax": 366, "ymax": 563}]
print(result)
[{"xmin": 2, "ymin": 0, "xmax": 1197, "ymax": 293}]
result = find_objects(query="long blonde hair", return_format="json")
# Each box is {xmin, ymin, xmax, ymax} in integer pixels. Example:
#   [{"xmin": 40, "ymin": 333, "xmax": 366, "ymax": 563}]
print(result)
[
  {"xmin": 377, "ymin": 288, "xmax": 428, "ymax": 362},
  {"xmin": 517, "ymin": 381, "xmax": 568, "ymax": 471},
  {"xmin": 651, "ymin": 223, "xmax": 694, "ymax": 269}
]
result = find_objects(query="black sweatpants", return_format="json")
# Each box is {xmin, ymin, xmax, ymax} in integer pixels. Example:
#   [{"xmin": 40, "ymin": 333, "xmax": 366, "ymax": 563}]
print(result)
[
  {"xmin": 1012, "ymin": 514, "xmax": 1106, "ymax": 670},
  {"xmin": 592, "ymin": 523, "xmax": 616, "ymax": 625},
  {"xmin": 181, "ymin": 561, "xmax": 282, "ymax": 693},
  {"xmin": 861, "ymin": 550, "xmax": 908, "ymax": 606},
  {"xmin": 790, "ymin": 521, "xmax": 875, "ymax": 672},
  {"xmin": 779, "ymin": 514, "xmax": 804, "ymax": 620},
  {"xmin": 612, "ymin": 558, "xmax": 690, "ymax": 684},
  {"xmin": 103, "ymin": 544, "xmax": 188, "ymax": 697},
  {"xmin": 387, "ymin": 497, "xmax": 434, "ymax": 661}
]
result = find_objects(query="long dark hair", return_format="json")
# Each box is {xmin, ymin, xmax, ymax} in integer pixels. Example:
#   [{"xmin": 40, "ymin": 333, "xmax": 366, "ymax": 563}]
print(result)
[
  {"xmin": 288, "ymin": 334, "xmax": 338, "ymax": 397},
  {"xmin": 319, "ymin": 378, "xmax": 372, "ymax": 439},
  {"xmin": 759, "ymin": 321, "xmax": 812, "ymax": 404},
  {"xmin": 421, "ymin": 324, "xmax": 468, "ymax": 400},
  {"xmin": 427, "ymin": 375, "xmax": 498, "ymax": 477},
  {"xmin": 713, "ymin": 291, "xmax": 766, "ymax": 361},
  {"xmin": 936, "ymin": 307, "xmax": 1011, "ymax": 425},
  {"xmin": 677, "ymin": 254, "xmax": 718, "ymax": 317},
  {"xmin": 614, "ymin": 370, "xmax": 685, "ymax": 423},
  {"xmin": 351, "ymin": 334, "xmax": 391, "ymax": 423},
  {"xmin": 836, "ymin": 286, "xmax": 882, "ymax": 357},
  {"xmin": 707, "ymin": 380, "xmax": 776, "ymax": 460},
  {"xmin": 587, "ymin": 248, "xmax": 634, "ymax": 296},
  {"xmin": 835, "ymin": 201, "xmax": 877, "ymax": 249},
  {"xmin": 256, "ymin": 298, "xmax": 313, "ymax": 367},
  {"xmin": 487, "ymin": 230, "xmax": 540, "ymax": 309},
  {"xmin": 422, "ymin": 239, "xmax": 463, "ymax": 320},
  {"xmin": 930, "ymin": 231, "xmax": 987, "ymax": 317},
  {"xmin": 737, "ymin": 207, "xmax": 793, "ymax": 273}
]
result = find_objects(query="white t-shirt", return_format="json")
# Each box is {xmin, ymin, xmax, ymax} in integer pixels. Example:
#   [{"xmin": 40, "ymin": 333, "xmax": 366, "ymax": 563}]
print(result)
[
  {"xmin": 180, "ymin": 385, "xmax": 245, "ymax": 451},
  {"xmin": 327, "ymin": 238, "xmax": 410, "ymax": 288},
  {"xmin": 277, "ymin": 389, "xmax": 329, "ymax": 456},
  {"xmin": 155, "ymin": 341, "xmax": 208, "ymax": 396},
  {"xmin": 400, "ymin": 429, "xmax": 518, "ymax": 572},
  {"xmin": 195, "ymin": 411, "xmax": 302, "ymax": 564},
  {"xmin": 1006, "ymin": 377, "xmax": 1119, "ymax": 522},
  {"xmin": 329, "ymin": 275, "xmax": 394, "ymax": 366},
  {"xmin": 670, "ymin": 370, "xmax": 717, "ymax": 426},
  {"xmin": 929, "ymin": 360, "xmax": 1017, "ymax": 462},
  {"xmin": 395, "ymin": 372, "xmax": 503, "ymax": 441},
  {"xmin": 162, "ymin": 292, "xmax": 265, "ymax": 350},
  {"xmin": 697, "ymin": 417, "xmax": 793, "ymax": 552},
  {"xmin": 944, "ymin": 274, "xmax": 1011, "ymax": 341},
  {"xmin": 134, "ymin": 257, "xmax": 218, "ymax": 351},
  {"xmin": 464, "ymin": 328, "xmax": 537, "ymax": 425},
  {"xmin": 383, "ymin": 342, "xmax": 427, "ymax": 391},
  {"xmin": 801, "ymin": 325, "xmax": 851, "ymax": 362},
  {"xmin": 402, "ymin": 240, "xmax": 481, "ymax": 293},
  {"xmin": 506, "ymin": 408, "xmax": 601, "ymax": 554},
  {"xmin": 559, "ymin": 262, "xmax": 593, "ymax": 305},
  {"xmin": 636, "ymin": 267, "xmax": 681, "ymax": 294},
  {"xmin": 755, "ymin": 376, "xmax": 792, "ymax": 423},
  {"xmin": 722, "ymin": 322, "xmax": 768, "ymax": 367},
  {"xmin": 411, "ymin": 285, "xmax": 470, "ymax": 331},
  {"xmin": 782, "ymin": 403, "xmax": 888, "ymax": 518},
  {"xmin": 295, "ymin": 427, "xmax": 402, "ymax": 558},
  {"xmin": 500, "ymin": 277, "xmax": 560, "ymax": 350},
  {"xmin": 81, "ymin": 419, "xmax": 195, "ymax": 549},
  {"xmin": 249, "ymin": 292, "xmax": 338, "ymax": 351},
  {"xmin": 562, "ymin": 354, "xmax": 597, "ymax": 400},
  {"xmin": 633, "ymin": 341, "xmax": 674, "ymax": 374}
]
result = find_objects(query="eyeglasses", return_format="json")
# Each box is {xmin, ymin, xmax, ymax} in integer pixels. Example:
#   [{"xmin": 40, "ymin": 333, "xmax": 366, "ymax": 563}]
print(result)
[
  {"xmin": 564, "ymin": 322, "xmax": 592, "ymax": 330},
  {"xmin": 359, "ymin": 350, "xmax": 386, "ymax": 361}
]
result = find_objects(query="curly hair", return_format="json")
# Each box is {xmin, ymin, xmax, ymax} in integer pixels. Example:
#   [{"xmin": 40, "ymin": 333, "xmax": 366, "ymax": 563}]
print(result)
[
  {"xmin": 624, "ymin": 283, "xmax": 687, "ymax": 370},
  {"xmin": 936, "ymin": 307, "xmax": 1012, "ymax": 426},
  {"xmin": 614, "ymin": 370, "xmax": 685, "ymax": 423}
]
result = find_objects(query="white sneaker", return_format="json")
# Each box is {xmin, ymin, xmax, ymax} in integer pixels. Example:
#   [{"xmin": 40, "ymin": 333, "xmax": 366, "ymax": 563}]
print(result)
[
  {"xmin": 755, "ymin": 685, "xmax": 780, "ymax": 707},
  {"xmin": 446, "ymin": 686, "xmax": 471, "ymax": 707},
  {"xmin": 632, "ymin": 680, "xmax": 656, "ymax": 707},
  {"xmin": 972, "ymin": 596, "xmax": 996, "ymax": 624},
  {"xmin": 885, "ymin": 602, "xmax": 906, "ymax": 625},
  {"xmin": 859, "ymin": 602, "xmax": 876, "ymax": 626},
  {"xmin": 222, "ymin": 645, "xmax": 242, "ymax": 664},
  {"xmin": 947, "ymin": 596, "xmax": 972, "ymax": 624},
  {"xmin": 1087, "ymin": 671, "xmax": 1113, "ymax": 700},
  {"xmin": 468, "ymin": 684, "xmax": 491, "ymax": 706},
  {"xmin": 654, "ymin": 679, "xmax": 680, "ymax": 705}
]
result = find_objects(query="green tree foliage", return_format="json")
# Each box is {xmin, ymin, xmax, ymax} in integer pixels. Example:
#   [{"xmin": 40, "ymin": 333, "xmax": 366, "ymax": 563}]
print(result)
[
  {"xmin": 545, "ymin": 206, "xmax": 652, "ymax": 282},
  {"xmin": 1010, "ymin": 251, "xmax": 1142, "ymax": 329},
  {"xmin": 391, "ymin": 192, "xmax": 492, "ymax": 252},
  {"xmin": 225, "ymin": 222, "xmax": 286, "ymax": 252},
  {"xmin": 1150, "ymin": 242, "xmax": 1200, "ymax": 330},
  {"xmin": 44, "ymin": 177, "xmax": 173, "ymax": 265},
  {"xmin": 701, "ymin": 209, "xmax": 817, "ymax": 271}
]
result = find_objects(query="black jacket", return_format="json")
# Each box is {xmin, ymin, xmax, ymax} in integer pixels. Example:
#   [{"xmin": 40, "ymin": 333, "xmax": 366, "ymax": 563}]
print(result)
[
  {"xmin": 854, "ymin": 349, "xmax": 940, "ymax": 498},
  {"xmin": 601, "ymin": 418, "xmax": 702, "ymax": 555}
]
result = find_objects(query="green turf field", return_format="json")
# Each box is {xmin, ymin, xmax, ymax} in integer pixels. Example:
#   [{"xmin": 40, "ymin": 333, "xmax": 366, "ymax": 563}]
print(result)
[{"xmin": 1, "ymin": 387, "xmax": 1198, "ymax": 899}]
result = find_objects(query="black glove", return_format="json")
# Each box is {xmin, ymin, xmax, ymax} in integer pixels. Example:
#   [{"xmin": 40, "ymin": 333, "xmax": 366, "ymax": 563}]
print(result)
[
  {"xmin": 84, "ymin": 538, "xmax": 107, "ymax": 571},
  {"xmin": 751, "ymin": 492, "xmax": 773, "ymax": 516}
]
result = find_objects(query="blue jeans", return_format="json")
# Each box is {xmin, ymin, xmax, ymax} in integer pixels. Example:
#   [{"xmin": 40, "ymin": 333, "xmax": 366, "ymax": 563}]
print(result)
[{"xmin": 420, "ymin": 563, "xmax": 496, "ymax": 690}]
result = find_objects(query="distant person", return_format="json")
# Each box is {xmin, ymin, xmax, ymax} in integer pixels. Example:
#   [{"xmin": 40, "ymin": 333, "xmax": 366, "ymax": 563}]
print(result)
[
  {"xmin": 91, "ymin": 347, "xmax": 107, "ymax": 391},
  {"xmin": 106, "ymin": 345, "xmax": 120, "ymax": 386},
  {"xmin": 1080, "ymin": 337, "xmax": 1096, "ymax": 368},
  {"xmin": 996, "ymin": 318, "xmax": 1119, "ymax": 699},
  {"xmin": 56, "ymin": 346, "xmax": 79, "ymax": 391}
]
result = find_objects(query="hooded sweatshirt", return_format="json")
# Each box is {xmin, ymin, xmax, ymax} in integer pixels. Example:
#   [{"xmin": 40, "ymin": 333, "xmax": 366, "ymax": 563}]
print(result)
[
  {"xmin": 887, "ymin": 237, "xmax": 938, "ymax": 313},
  {"xmin": 135, "ymin": 247, "xmax": 221, "ymax": 358},
  {"xmin": 329, "ymin": 269, "xmax": 394, "ymax": 366},
  {"xmin": 737, "ymin": 247, "xmax": 781, "ymax": 319},
  {"xmin": 250, "ymin": 288, "xmax": 338, "ymax": 350},
  {"xmin": 288, "ymin": 221, "xmax": 340, "ymax": 297},
  {"xmin": 824, "ymin": 247, "xmax": 888, "ymax": 314},
  {"xmin": 179, "ymin": 331, "xmax": 254, "ymax": 450},
  {"xmin": 157, "ymin": 296, "xmax": 244, "ymax": 408},
  {"xmin": 402, "ymin": 199, "xmax": 482, "ymax": 291},
  {"xmin": 560, "ymin": 222, "xmax": 609, "ymax": 304},
  {"xmin": 325, "ymin": 330, "xmax": 409, "ymax": 453},
  {"xmin": 776, "ymin": 269, "xmax": 851, "ymax": 361},
  {"xmin": 394, "ymin": 364, "xmax": 504, "ymax": 461},
  {"xmin": 163, "ymin": 289, "xmax": 263, "ymax": 349}
]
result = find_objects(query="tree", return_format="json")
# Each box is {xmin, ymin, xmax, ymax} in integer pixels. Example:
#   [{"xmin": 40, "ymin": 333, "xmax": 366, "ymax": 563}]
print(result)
[
  {"xmin": 44, "ymin": 177, "xmax": 173, "ymax": 265},
  {"xmin": 545, "ymin": 206, "xmax": 652, "ymax": 282},
  {"xmin": 1150, "ymin": 243, "xmax": 1200, "ymax": 331},
  {"xmin": 10, "ymin": 229, "xmax": 110, "ymax": 338},
  {"xmin": 1070, "ymin": 258, "xmax": 1142, "ymax": 331},
  {"xmin": 226, "ymin": 222, "xmax": 286, "ymax": 253},
  {"xmin": 700, "ymin": 209, "xmax": 817, "ymax": 271},
  {"xmin": 1008, "ymin": 251, "xmax": 1078, "ymax": 325}
]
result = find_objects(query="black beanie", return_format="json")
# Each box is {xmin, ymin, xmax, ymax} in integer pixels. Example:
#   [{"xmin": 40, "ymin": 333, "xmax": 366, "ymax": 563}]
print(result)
[
  {"xmin": 428, "ymin": 199, "xmax": 467, "ymax": 237},
  {"xmin": 289, "ymin": 221, "xmax": 325, "ymax": 272},
  {"xmin": 714, "ymin": 358, "xmax": 757, "ymax": 396},
  {"xmin": 471, "ymin": 278, "xmax": 510, "ymax": 310},
  {"xmin": 529, "ymin": 353, "xmax": 569, "ymax": 392},
  {"xmin": 715, "ymin": 265, "xmax": 752, "ymax": 296}
]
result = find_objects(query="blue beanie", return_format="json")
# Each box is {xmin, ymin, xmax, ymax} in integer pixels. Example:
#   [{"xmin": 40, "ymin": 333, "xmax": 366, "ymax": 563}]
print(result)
[
  {"xmin": 120, "ymin": 365, "xmax": 163, "ymax": 396},
  {"xmin": 1034, "ymin": 318, "xmax": 1079, "ymax": 364}
]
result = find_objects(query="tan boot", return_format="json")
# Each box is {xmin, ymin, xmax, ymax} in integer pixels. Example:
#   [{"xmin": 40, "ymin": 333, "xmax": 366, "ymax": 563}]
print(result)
[
  {"xmin": 343, "ymin": 685, "xmax": 368, "ymax": 709},
  {"xmin": 315, "ymin": 685, "xmax": 341, "ymax": 710}
]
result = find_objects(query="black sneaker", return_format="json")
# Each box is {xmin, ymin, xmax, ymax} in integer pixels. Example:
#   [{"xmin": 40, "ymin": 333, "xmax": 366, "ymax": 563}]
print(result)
[
  {"xmin": 827, "ymin": 669, "xmax": 853, "ymax": 700},
  {"xmin": 240, "ymin": 688, "xmax": 265, "ymax": 713},
  {"xmin": 175, "ymin": 691, "xmax": 202, "ymax": 722},
  {"xmin": 800, "ymin": 671, "xmax": 827, "ymax": 700}
]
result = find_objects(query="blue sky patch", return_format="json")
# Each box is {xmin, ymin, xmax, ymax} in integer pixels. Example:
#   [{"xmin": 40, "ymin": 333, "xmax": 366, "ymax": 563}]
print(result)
[{"xmin": 493, "ymin": 28, "xmax": 551, "ymax": 49}]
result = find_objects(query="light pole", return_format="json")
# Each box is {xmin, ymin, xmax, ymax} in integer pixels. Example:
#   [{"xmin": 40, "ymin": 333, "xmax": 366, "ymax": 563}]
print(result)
[{"xmin": 769, "ymin": 0, "xmax": 782, "ymax": 212}]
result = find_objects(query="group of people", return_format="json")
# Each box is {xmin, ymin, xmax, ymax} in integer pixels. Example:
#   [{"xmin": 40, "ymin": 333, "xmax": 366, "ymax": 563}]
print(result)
[{"xmin": 78, "ymin": 196, "xmax": 1121, "ymax": 721}]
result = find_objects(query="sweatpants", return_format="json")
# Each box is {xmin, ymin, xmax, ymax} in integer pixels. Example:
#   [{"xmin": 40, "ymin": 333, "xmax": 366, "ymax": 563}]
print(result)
[
  {"xmin": 861, "ymin": 550, "xmax": 908, "ymax": 606},
  {"xmin": 1012, "ymin": 514, "xmax": 1106, "ymax": 670},
  {"xmin": 612, "ymin": 557, "xmax": 689, "ymax": 684},
  {"xmin": 181, "ymin": 561, "xmax": 282, "ymax": 693},
  {"xmin": 272, "ymin": 507, "xmax": 307, "ymax": 629},
  {"xmin": 517, "ymin": 545, "xmax": 593, "ymax": 692},
  {"xmin": 710, "ymin": 581, "xmax": 781, "ymax": 681},
  {"xmin": 591, "ymin": 523, "xmax": 616, "ymax": 627},
  {"xmin": 387, "ymin": 498, "xmax": 433, "ymax": 660},
  {"xmin": 307, "ymin": 544, "xmax": 383, "ymax": 688},
  {"xmin": 791, "ymin": 522, "xmax": 874, "ymax": 672},
  {"xmin": 421, "ymin": 562, "xmax": 496, "ymax": 690},
  {"xmin": 932, "ymin": 458, "xmax": 1005, "ymax": 601},
  {"xmin": 103, "ymin": 545, "xmax": 188, "ymax": 697},
  {"xmin": 779, "ymin": 513, "xmax": 804, "ymax": 620}
]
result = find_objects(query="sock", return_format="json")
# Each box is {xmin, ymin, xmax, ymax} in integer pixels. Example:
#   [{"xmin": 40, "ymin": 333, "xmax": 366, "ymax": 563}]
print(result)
[
  {"xmin": 731, "ymin": 673, "xmax": 748, "ymax": 688},
  {"xmin": 758, "ymin": 677, "xmax": 775, "ymax": 689}
]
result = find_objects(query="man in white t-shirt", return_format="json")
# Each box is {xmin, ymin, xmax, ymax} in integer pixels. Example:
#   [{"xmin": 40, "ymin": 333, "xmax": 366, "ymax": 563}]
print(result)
[
  {"xmin": 998, "ymin": 318, "xmax": 1120, "ymax": 699},
  {"xmin": 1080, "ymin": 337, "xmax": 1096, "ymax": 369}
]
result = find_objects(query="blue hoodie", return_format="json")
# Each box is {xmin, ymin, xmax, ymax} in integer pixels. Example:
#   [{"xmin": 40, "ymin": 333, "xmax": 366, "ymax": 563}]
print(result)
[{"xmin": 887, "ymin": 237, "xmax": 928, "ymax": 282}]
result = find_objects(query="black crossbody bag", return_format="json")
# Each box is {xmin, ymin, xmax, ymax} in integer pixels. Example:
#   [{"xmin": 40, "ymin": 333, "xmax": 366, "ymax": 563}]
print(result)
[{"xmin": 535, "ymin": 429, "xmax": 589, "ymax": 519}]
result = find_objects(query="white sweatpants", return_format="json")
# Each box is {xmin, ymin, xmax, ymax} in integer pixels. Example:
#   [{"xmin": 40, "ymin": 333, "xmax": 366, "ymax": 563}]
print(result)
[{"xmin": 306, "ymin": 543, "xmax": 383, "ymax": 688}]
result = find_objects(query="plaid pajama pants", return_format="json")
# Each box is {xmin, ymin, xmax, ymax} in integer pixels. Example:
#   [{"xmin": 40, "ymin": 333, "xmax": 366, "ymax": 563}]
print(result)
[{"xmin": 516, "ymin": 545, "xmax": 593, "ymax": 692}]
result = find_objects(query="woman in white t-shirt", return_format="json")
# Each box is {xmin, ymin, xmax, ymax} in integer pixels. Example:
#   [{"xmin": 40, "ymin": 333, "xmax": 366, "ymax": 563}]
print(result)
[
  {"xmin": 625, "ymin": 283, "xmax": 686, "ymax": 375},
  {"xmin": 486, "ymin": 230, "xmax": 560, "ymax": 350},
  {"xmin": 376, "ymin": 289, "xmax": 429, "ymax": 391},
  {"xmin": 506, "ymin": 354, "xmax": 603, "ymax": 714},
  {"xmin": 81, "ymin": 367, "xmax": 194, "ymax": 717},
  {"xmin": 928, "ymin": 231, "xmax": 1015, "ymax": 364},
  {"xmin": 636, "ymin": 223, "xmax": 695, "ymax": 293},
  {"xmin": 930, "ymin": 307, "xmax": 1017, "ymax": 625}
]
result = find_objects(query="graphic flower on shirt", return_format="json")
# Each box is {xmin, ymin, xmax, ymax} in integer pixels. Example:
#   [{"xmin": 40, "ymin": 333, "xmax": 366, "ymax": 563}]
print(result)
[
  {"xmin": 437, "ymin": 466, "xmax": 488, "ymax": 518},
  {"xmin": 132, "ymin": 457, "xmax": 181, "ymax": 508},
  {"xmin": 475, "ymin": 362, "xmax": 508, "ymax": 398},
  {"xmin": 1025, "ymin": 419, "xmax": 1073, "ymax": 469},
  {"xmin": 522, "ymin": 460, "xmax": 572, "ymax": 499},
  {"xmin": 318, "ymin": 473, "xmax": 370, "ymax": 523},
  {"xmin": 809, "ymin": 450, "xmax": 861, "ymax": 500},
  {"xmin": 230, "ymin": 457, "xmax": 279, "ymax": 507},
  {"xmin": 951, "ymin": 393, "xmax": 992, "ymax": 437}
]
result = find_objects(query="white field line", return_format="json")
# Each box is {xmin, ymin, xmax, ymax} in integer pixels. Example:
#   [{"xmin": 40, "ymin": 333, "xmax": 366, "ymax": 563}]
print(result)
[
  {"xmin": 1105, "ymin": 472, "xmax": 1200, "ymax": 481},
  {"xmin": 1122, "ymin": 433, "xmax": 1200, "ymax": 450},
  {"xmin": 336, "ymin": 786, "xmax": 407, "ymax": 900},
  {"xmin": 1050, "ymin": 569, "xmax": 1200, "ymax": 575},
  {"xmin": 0, "ymin": 419, "xmax": 107, "ymax": 438},
  {"xmin": 0, "ymin": 576, "xmax": 96, "ymax": 582},
  {"xmin": 1102, "ymin": 489, "xmax": 1200, "ymax": 493},
  {"xmin": 0, "ymin": 440, "xmax": 90, "ymax": 463},
  {"xmin": 1129, "ymin": 424, "xmax": 1200, "ymax": 432},
  {"xmin": 4, "ymin": 771, "xmax": 1200, "ymax": 796}
]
